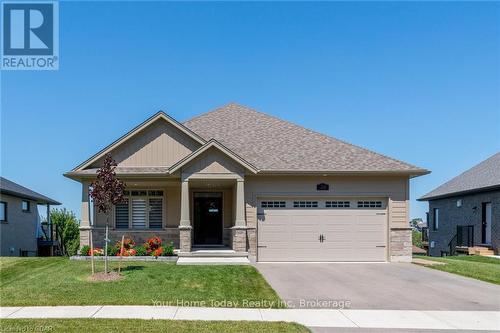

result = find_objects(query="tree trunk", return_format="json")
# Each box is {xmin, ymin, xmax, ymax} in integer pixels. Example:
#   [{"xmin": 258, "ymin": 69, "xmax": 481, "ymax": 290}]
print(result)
[
  {"xmin": 90, "ymin": 231, "xmax": 95, "ymax": 275},
  {"xmin": 104, "ymin": 223, "xmax": 109, "ymax": 274}
]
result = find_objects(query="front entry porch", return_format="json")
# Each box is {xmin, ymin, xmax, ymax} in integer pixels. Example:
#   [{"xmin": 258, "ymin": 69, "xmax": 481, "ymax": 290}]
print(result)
[{"xmin": 178, "ymin": 177, "xmax": 248, "ymax": 255}]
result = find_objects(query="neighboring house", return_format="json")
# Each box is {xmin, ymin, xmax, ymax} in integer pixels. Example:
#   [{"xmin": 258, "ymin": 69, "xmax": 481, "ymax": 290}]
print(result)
[
  {"xmin": 419, "ymin": 153, "xmax": 500, "ymax": 256},
  {"xmin": 65, "ymin": 103, "xmax": 428, "ymax": 262},
  {"xmin": 0, "ymin": 177, "xmax": 61, "ymax": 256}
]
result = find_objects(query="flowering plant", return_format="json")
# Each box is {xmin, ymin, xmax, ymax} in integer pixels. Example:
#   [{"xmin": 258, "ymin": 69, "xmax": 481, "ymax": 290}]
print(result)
[
  {"xmin": 116, "ymin": 237, "xmax": 135, "ymax": 250},
  {"xmin": 92, "ymin": 248, "xmax": 104, "ymax": 256},
  {"xmin": 152, "ymin": 246, "xmax": 163, "ymax": 257},
  {"xmin": 118, "ymin": 248, "xmax": 137, "ymax": 256},
  {"xmin": 145, "ymin": 236, "xmax": 162, "ymax": 255}
]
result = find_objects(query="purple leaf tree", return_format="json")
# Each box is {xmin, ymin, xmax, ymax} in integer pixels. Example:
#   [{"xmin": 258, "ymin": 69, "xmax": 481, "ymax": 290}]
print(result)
[{"xmin": 89, "ymin": 153, "xmax": 126, "ymax": 274}]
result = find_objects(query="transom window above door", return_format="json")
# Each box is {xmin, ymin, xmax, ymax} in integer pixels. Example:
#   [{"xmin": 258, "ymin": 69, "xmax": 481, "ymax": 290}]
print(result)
[{"xmin": 115, "ymin": 190, "xmax": 164, "ymax": 229}]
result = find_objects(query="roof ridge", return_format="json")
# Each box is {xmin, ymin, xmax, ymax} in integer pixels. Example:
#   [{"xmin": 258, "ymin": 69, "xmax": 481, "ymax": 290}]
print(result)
[
  {"xmin": 210, "ymin": 103, "xmax": 425, "ymax": 171},
  {"xmin": 183, "ymin": 102, "xmax": 238, "ymax": 126}
]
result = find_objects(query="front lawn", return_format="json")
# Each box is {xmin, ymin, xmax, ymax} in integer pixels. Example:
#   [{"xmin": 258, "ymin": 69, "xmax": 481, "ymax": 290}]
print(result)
[
  {"xmin": 0, "ymin": 319, "xmax": 310, "ymax": 333},
  {"xmin": 414, "ymin": 255, "xmax": 500, "ymax": 284},
  {"xmin": 0, "ymin": 257, "xmax": 283, "ymax": 307}
]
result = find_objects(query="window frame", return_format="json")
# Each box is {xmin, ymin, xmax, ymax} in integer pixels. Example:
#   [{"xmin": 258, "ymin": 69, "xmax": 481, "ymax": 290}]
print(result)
[
  {"xmin": 325, "ymin": 201, "xmax": 351, "ymax": 208},
  {"xmin": 21, "ymin": 200, "xmax": 30, "ymax": 212},
  {"xmin": 433, "ymin": 208, "xmax": 439, "ymax": 230},
  {"xmin": 114, "ymin": 190, "xmax": 165, "ymax": 230},
  {"xmin": 357, "ymin": 201, "xmax": 383, "ymax": 208},
  {"xmin": 261, "ymin": 201, "xmax": 286, "ymax": 208},
  {"xmin": 0, "ymin": 201, "xmax": 7, "ymax": 222},
  {"xmin": 293, "ymin": 201, "xmax": 319, "ymax": 208}
]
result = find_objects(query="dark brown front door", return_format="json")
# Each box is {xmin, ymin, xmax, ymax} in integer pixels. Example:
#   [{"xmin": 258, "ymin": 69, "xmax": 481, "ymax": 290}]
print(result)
[{"xmin": 194, "ymin": 193, "xmax": 223, "ymax": 245}]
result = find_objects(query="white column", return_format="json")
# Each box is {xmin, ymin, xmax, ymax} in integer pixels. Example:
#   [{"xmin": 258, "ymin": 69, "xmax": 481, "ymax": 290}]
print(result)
[
  {"xmin": 234, "ymin": 178, "xmax": 246, "ymax": 227},
  {"xmin": 180, "ymin": 179, "xmax": 191, "ymax": 227},
  {"xmin": 81, "ymin": 181, "xmax": 90, "ymax": 227}
]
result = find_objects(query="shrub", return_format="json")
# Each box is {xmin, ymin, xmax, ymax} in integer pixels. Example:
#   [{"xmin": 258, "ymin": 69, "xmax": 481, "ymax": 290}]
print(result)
[
  {"xmin": 50, "ymin": 208, "xmax": 80, "ymax": 256},
  {"xmin": 107, "ymin": 244, "xmax": 120, "ymax": 256},
  {"xmin": 412, "ymin": 230, "xmax": 423, "ymax": 248},
  {"xmin": 134, "ymin": 245, "xmax": 148, "ymax": 256},
  {"xmin": 152, "ymin": 246, "xmax": 163, "ymax": 257},
  {"xmin": 163, "ymin": 241, "xmax": 174, "ymax": 256},
  {"xmin": 80, "ymin": 245, "xmax": 91, "ymax": 256}
]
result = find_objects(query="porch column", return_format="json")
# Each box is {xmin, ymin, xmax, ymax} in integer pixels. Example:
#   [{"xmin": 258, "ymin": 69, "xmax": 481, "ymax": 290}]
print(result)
[
  {"xmin": 232, "ymin": 178, "xmax": 247, "ymax": 252},
  {"xmin": 179, "ymin": 178, "xmax": 192, "ymax": 252},
  {"xmin": 80, "ymin": 181, "xmax": 91, "ymax": 247}
]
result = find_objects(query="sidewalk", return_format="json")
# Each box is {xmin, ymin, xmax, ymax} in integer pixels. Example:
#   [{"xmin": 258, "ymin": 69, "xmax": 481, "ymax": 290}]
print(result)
[{"xmin": 1, "ymin": 306, "xmax": 499, "ymax": 331}]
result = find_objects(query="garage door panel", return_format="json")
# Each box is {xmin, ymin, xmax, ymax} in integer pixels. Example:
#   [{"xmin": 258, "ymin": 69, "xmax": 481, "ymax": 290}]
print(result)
[{"xmin": 258, "ymin": 201, "xmax": 387, "ymax": 262}]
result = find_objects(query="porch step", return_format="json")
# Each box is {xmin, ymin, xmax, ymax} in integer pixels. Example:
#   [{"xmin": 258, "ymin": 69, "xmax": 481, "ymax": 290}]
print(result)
[
  {"xmin": 467, "ymin": 246, "xmax": 495, "ymax": 256},
  {"xmin": 176, "ymin": 257, "xmax": 250, "ymax": 265},
  {"xmin": 178, "ymin": 250, "xmax": 248, "ymax": 258}
]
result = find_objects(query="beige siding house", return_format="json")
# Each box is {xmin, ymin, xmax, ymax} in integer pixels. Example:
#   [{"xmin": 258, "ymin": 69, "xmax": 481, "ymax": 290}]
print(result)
[{"xmin": 65, "ymin": 103, "xmax": 428, "ymax": 262}]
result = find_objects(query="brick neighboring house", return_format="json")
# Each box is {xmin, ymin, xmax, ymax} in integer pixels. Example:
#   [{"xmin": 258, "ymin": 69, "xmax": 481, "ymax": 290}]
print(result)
[
  {"xmin": 0, "ymin": 177, "xmax": 61, "ymax": 256},
  {"xmin": 419, "ymin": 153, "xmax": 500, "ymax": 256}
]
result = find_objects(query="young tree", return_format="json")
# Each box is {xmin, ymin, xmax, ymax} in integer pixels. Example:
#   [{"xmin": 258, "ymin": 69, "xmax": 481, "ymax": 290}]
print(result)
[{"xmin": 89, "ymin": 153, "xmax": 126, "ymax": 274}]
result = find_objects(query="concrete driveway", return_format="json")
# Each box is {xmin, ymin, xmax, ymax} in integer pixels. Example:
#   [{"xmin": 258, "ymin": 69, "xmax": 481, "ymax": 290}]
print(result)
[{"xmin": 255, "ymin": 263, "xmax": 500, "ymax": 310}]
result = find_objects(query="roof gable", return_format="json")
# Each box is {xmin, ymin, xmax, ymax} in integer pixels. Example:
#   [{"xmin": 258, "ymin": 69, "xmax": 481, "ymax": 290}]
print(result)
[
  {"xmin": 72, "ymin": 112, "xmax": 206, "ymax": 171},
  {"xmin": 168, "ymin": 139, "xmax": 258, "ymax": 175},
  {"xmin": 419, "ymin": 152, "xmax": 500, "ymax": 200}
]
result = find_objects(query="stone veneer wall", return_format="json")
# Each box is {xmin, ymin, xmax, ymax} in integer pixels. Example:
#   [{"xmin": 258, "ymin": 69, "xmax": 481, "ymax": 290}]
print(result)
[
  {"xmin": 390, "ymin": 228, "xmax": 412, "ymax": 262},
  {"xmin": 80, "ymin": 228, "xmax": 180, "ymax": 249}
]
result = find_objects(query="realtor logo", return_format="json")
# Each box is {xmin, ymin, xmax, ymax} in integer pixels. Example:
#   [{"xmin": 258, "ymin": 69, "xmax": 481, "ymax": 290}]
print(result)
[{"xmin": 2, "ymin": 1, "xmax": 59, "ymax": 70}]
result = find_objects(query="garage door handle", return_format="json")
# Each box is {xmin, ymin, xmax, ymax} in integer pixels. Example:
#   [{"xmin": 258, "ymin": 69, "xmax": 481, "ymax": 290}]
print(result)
[
  {"xmin": 257, "ymin": 246, "xmax": 267, "ymax": 248},
  {"xmin": 376, "ymin": 245, "xmax": 386, "ymax": 248}
]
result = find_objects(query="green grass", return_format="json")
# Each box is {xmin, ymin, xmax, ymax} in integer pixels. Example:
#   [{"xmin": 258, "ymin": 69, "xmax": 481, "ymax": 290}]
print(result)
[
  {"xmin": 414, "ymin": 255, "xmax": 500, "ymax": 284},
  {"xmin": 0, "ymin": 319, "xmax": 310, "ymax": 333},
  {"xmin": 0, "ymin": 257, "xmax": 283, "ymax": 307}
]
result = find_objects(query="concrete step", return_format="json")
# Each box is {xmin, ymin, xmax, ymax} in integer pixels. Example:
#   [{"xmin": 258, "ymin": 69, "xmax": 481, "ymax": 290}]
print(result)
[
  {"xmin": 176, "ymin": 257, "xmax": 250, "ymax": 265},
  {"xmin": 178, "ymin": 250, "xmax": 248, "ymax": 258}
]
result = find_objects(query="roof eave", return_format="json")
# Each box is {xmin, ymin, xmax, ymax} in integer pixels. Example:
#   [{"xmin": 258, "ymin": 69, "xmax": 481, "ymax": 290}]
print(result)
[
  {"xmin": 257, "ymin": 169, "xmax": 430, "ymax": 177},
  {"xmin": 418, "ymin": 184, "xmax": 500, "ymax": 201},
  {"xmin": 0, "ymin": 189, "xmax": 61, "ymax": 205}
]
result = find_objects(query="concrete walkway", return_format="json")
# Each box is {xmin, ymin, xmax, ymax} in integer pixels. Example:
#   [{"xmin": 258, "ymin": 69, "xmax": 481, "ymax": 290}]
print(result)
[{"xmin": 1, "ymin": 306, "xmax": 499, "ymax": 331}]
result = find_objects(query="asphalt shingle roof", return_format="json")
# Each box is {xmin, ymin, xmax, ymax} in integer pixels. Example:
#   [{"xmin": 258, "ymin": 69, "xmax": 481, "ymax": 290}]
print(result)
[
  {"xmin": 419, "ymin": 152, "xmax": 500, "ymax": 201},
  {"xmin": 184, "ymin": 103, "xmax": 427, "ymax": 174},
  {"xmin": 0, "ymin": 177, "xmax": 61, "ymax": 205}
]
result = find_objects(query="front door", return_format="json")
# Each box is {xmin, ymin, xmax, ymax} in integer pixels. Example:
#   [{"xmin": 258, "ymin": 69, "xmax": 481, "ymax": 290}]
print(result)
[
  {"xmin": 482, "ymin": 202, "xmax": 492, "ymax": 244},
  {"xmin": 194, "ymin": 192, "xmax": 223, "ymax": 245}
]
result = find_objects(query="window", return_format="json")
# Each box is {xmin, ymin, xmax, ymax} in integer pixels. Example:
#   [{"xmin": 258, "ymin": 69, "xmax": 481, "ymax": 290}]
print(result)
[
  {"xmin": 293, "ymin": 201, "xmax": 318, "ymax": 208},
  {"xmin": 456, "ymin": 199, "xmax": 462, "ymax": 208},
  {"xmin": 0, "ymin": 202, "xmax": 6, "ymax": 222},
  {"xmin": 357, "ymin": 201, "xmax": 383, "ymax": 208},
  {"xmin": 433, "ymin": 208, "xmax": 439, "ymax": 230},
  {"xmin": 21, "ymin": 200, "xmax": 30, "ymax": 212},
  {"xmin": 115, "ymin": 200, "xmax": 129, "ymax": 229},
  {"xmin": 114, "ymin": 190, "xmax": 164, "ymax": 229},
  {"xmin": 326, "ymin": 201, "xmax": 350, "ymax": 208},
  {"xmin": 261, "ymin": 201, "xmax": 286, "ymax": 208}
]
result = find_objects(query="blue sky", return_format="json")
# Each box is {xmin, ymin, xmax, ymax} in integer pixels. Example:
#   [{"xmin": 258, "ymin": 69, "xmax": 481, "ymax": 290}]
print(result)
[{"xmin": 1, "ymin": 1, "xmax": 499, "ymax": 220}]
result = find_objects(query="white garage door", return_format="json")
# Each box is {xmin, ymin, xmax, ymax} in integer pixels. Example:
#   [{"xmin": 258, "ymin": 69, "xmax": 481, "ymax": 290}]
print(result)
[{"xmin": 257, "ymin": 199, "xmax": 388, "ymax": 262}]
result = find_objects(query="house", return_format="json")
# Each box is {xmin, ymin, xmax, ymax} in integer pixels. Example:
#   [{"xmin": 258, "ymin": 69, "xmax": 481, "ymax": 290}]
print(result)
[
  {"xmin": 64, "ymin": 103, "xmax": 428, "ymax": 262},
  {"xmin": 419, "ymin": 153, "xmax": 499, "ymax": 256},
  {"xmin": 0, "ymin": 177, "xmax": 61, "ymax": 256}
]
